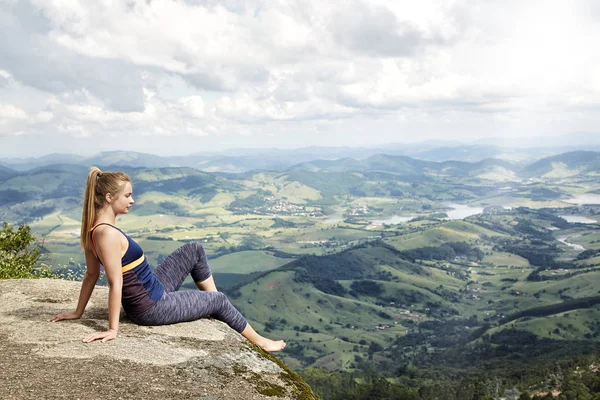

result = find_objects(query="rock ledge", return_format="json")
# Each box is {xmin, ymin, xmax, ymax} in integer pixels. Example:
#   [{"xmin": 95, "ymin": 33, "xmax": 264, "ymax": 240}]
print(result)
[{"xmin": 0, "ymin": 279, "xmax": 318, "ymax": 400}]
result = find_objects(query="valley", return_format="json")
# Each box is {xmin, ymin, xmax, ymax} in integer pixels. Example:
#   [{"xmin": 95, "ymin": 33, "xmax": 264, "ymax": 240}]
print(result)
[{"xmin": 2, "ymin": 149, "xmax": 600, "ymax": 398}]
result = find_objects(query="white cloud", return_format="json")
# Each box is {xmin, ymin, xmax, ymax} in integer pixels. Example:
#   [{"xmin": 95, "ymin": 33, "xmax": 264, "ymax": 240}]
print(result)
[
  {"xmin": 176, "ymin": 96, "xmax": 206, "ymax": 119},
  {"xmin": 0, "ymin": 103, "xmax": 27, "ymax": 120},
  {"xmin": 0, "ymin": 0, "xmax": 599, "ymax": 156},
  {"xmin": 34, "ymin": 111, "xmax": 54, "ymax": 123}
]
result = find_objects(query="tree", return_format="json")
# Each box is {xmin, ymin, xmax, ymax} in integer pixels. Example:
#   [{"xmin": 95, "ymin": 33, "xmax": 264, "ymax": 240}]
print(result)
[
  {"xmin": 561, "ymin": 379, "xmax": 592, "ymax": 400},
  {"xmin": 239, "ymin": 234, "xmax": 264, "ymax": 250},
  {"xmin": 0, "ymin": 222, "xmax": 52, "ymax": 279}
]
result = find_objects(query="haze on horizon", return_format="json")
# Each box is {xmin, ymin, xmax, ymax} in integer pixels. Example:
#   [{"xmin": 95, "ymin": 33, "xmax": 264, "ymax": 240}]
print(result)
[{"xmin": 1, "ymin": 0, "xmax": 599, "ymax": 158}]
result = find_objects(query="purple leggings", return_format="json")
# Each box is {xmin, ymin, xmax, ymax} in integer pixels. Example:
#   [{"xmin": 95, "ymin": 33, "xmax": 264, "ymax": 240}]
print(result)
[{"xmin": 127, "ymin": 242, "xmax": 248, "ymax": 333}]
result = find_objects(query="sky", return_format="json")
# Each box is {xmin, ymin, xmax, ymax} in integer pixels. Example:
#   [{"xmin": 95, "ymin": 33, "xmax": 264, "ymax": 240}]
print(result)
[{"xmin": 1, "ymin": 0, "xmax": 599, "ymax": 157}]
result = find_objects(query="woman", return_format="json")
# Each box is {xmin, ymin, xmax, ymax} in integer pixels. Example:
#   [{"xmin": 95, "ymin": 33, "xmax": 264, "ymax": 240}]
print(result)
[{"xmin": 50, "ymin": 167, "xmax": 286, "ymax": 352}]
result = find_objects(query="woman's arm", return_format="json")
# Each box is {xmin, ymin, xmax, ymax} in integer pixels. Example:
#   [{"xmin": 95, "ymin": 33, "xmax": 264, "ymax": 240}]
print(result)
[
  {"xmin": 76, "ymin": 250, "xmax": 101, "ymax": 316},
  {"xmin": 49, "ymin": 250, "xmax": 101, "ymax": 322},
  {"xmin": 82, "ymin": 227, "xmax": 123, "ymax": 343}
]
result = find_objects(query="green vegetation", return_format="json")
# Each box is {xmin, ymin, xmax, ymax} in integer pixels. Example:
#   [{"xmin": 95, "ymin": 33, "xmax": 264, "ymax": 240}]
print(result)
[
  {"xmin": 209, "ymin": 250, "xmax": 293, "ymax": 274},
  {"xmin": 0, "ymin": 222, "xmax": 53, "ymax": 279},
  {"xmin": 402, "ymin": 241, "xmax": 484, "ymax": 262}
]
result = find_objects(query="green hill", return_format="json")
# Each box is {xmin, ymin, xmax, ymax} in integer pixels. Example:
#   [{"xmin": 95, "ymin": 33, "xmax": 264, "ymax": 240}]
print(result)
[
  {"xmin": 386, "ymin": 220, "xmax": 503, "ymax": 251},
  {"xmin": 227, "ymin": 241, "xmax": 466, "ymax": 370},
  {"xmin": 524, "ymin": 150, "xmax": 600, "ymax": 178},
  {"xmin": 0, "ymin": 165, "xmax": 17, "ymax": 182}
]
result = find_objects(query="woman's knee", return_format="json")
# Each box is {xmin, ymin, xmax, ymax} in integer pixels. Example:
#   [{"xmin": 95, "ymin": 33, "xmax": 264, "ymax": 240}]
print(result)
[
  {"xmin": 192, "ymin": 241, "xmax": 208, "ymax": 260},
  {"xmin": 211, "ymin": 292, "xmax": 235, "ymax": 312},
  {"xmin": 181, "ymin": 241, "xmax": 205, "ymax": 255},
  {"xmin": 210, "ymin": 292, "xmax": 246, "ymax": 332},
  {"xmin": 187, "ymin": 241, "xmax": 211, "ymax": 282},
  {"xmin": 212, "ymin": 291, "xmax": 228, "ymax": 304}
]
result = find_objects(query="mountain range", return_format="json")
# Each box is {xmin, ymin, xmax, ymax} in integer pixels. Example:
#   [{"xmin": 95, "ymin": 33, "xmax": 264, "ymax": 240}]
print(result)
[{"xmin": 2, "ymin": 132, "xmax": 600, "ymax": 173}]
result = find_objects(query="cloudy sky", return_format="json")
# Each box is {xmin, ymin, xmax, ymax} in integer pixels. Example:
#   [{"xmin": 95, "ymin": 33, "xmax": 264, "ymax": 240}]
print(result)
[{"xmin": 1, "ymin": 0, "xmax": 599, "ymax": 157}]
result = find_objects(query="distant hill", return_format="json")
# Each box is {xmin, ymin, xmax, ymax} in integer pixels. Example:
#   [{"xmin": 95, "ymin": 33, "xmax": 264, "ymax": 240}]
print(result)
[
  {"xmin": 1, "ymin": 150, "xmax": 355, "ymax": 173},
  {"xmin": 524, "ymin": 151, "xmax": 600, "ymax": 178},
  {"xmin": 269, "ymin": 152, "xmax": 597, "ymax": 199},
  {"xmin": 85, "ymin": 151, "xmax": 169, "ymax": 169},
  {"xmin": 0, "ymin": 164, "xmax": 17, "ymax": 182},
  {"xmin": 476, "ymin": 132, "xmax": 600, "ymax": 149},
  {"xmin": 0, "ymin": 153, "xmax": 86, "ymax": 171},
  {"xmin": 414, "ymin": 145, "xmax": 503, "ymax": 162},
  {"xmin": 0, "ymin": 164, "xmax": 239, "ymax": 215},
  {"xmin": 0, "ymin": 164, "xmax": 89, "ymax": 206},
  {"xmin": 2, "ymin": 150, "xmax": 530, "ymax": 179},
  {"xmin": 283, "ymin": 151, "xmax": 600, "ymax": 187},
  {"xmin": 287, "ymin": 153, "xmax": 521, "ymax": 179},
  {"xmin": 3, "ymin": 141, "xmax": 593, "ymax": 173}
]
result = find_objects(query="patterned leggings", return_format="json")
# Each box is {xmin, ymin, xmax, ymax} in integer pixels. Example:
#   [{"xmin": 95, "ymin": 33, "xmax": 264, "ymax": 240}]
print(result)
[{"xmin": 128, "ymin": 242, "xmax": 248, "ymax": 333}]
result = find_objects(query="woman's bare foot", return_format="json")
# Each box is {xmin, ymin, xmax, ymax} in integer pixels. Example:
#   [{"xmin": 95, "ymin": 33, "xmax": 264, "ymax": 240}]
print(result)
[
  {"xmin": 257, "ymin": 338, "xmax": 286, "ymax": 352},
  {"xmin": 241, "ymin": 323, "xmax": 287, "ymax": 352}
]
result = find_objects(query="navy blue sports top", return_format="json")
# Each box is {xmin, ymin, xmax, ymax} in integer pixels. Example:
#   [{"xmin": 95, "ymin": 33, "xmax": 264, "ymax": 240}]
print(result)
[{"xmin": 90, "ymin": 223, "xmax": 164, "ymax": 315}]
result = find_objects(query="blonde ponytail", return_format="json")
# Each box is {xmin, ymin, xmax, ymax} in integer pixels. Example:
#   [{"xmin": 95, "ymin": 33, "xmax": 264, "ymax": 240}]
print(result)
[{"xmin": 80, "ymin": 167, "xmax": 131, "ymax": 251}]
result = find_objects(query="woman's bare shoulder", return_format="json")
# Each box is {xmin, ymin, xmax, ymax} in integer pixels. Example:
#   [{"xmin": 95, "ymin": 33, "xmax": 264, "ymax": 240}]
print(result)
[{"xmin": 93, "ymin": 225, "xmax": 122, "ymax": 244}]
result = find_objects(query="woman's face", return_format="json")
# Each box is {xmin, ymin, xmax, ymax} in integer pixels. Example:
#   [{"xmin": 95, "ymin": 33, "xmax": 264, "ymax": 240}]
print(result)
[{"xmin": 110, "ymin": 181, "xmax": 135, "ymax": 215}]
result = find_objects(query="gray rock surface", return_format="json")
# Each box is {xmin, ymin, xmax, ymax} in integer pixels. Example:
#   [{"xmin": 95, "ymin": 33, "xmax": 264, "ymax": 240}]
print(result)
[{"xmin": 0, "ymin": 279, "xmax": 318, "ymax": 400}]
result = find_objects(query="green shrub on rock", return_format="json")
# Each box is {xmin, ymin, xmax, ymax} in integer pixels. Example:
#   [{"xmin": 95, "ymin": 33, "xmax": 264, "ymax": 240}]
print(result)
[{"xmin": 0, "ymin": 222, "xmax": 53, "ymax": 279}]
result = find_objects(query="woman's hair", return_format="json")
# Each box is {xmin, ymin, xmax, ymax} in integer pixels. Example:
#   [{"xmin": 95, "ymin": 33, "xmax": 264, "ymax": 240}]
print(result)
[{"xmin": 80, "ymin": 166, "xmax": 131, "ymax": 251}]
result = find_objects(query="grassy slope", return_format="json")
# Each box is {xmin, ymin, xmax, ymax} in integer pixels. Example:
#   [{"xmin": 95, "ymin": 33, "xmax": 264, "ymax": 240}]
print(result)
[
  {"xmin": 227, "ymin": 242, "xmax": 468, "ymax": 370},
  {"xmin": 385, "ymin": 220, "xmax": 503, "ymax": 251},
  {"xmin": 209, "ymin": 250, "xmax": 293, "ymax": 274},
  {"xmin": 233, "ymin": 270, "xmax": 410, "ymax": 370}
]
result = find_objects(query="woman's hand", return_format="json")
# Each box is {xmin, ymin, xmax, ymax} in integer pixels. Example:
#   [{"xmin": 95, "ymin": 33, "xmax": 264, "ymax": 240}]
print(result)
[
  {"xmin": 48, "ymin": 311, "xmax": 82, "ymax": 322},
  {"xmin": 82, "ymin": 329, "xmax": 118, "ymax": 343}
]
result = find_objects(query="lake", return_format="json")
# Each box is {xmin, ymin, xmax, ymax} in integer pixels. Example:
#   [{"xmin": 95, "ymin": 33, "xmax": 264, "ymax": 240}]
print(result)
[
  {"xmin": 565, "ymin": 194, "xmax": 600, "ymax": 205},
  {"xmin": 370, "ymin": 215, "xmax": 415, "ymax": 225},
  {"xmin": 445, "ymin": 203, "xmax": 484, "ymax": 220},
  {"xmin": 367, "ymin": 203, "xmax": 485, "ymax": 225},
  {"xmin": 560, "ymin": 215, "xmax": 598, "ymax": 224},
  {"xmin": 558, "ymin": 235, "xmax": 586, "ymax": 251}
]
